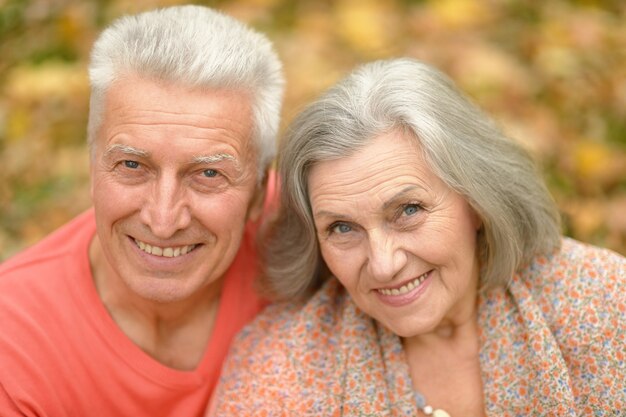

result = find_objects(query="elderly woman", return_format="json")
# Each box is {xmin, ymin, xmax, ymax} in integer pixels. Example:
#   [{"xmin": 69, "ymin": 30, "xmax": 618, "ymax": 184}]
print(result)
[{"xmin": 208, "ymin": 58, "xmax": 626, "ymax": 416}]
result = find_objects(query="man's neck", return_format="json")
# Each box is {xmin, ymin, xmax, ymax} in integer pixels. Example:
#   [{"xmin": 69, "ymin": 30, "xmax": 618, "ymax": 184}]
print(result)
[{"xmin": 89, "ymin": 236, "xmax": 222, "ymax": 370}]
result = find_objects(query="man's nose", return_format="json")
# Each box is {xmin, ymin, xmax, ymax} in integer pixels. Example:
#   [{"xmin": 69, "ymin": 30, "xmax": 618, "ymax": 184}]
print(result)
[
  {"xmin": 366, "ymin": 230, "xmax": 407, "ymax": 282},
  {"xmin": 140, "ymin": 176, "xmax": 191, "ymax": 238}
]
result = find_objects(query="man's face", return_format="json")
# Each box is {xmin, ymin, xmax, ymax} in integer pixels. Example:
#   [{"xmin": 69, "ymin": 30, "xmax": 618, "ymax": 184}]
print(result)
[{"xmin": 90, "ymin": 75, "xmax": 262, "ymax": 303}]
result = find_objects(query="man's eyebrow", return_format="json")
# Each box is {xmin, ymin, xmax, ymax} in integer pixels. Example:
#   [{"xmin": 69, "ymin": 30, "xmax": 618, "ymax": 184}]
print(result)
[
  {"xmin": 192, "ymin": 153, "xmax": 241, "ymax": 170},
  {"xmin": 104, "ymin": 144, "xmax": 150, "ymax": 158}
]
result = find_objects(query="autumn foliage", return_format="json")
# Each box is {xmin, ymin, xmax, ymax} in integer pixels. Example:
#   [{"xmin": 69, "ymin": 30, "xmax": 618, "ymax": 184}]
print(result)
[{"xmin": 1, "ymin": 0, "xmax": 624, "ymax": 260}]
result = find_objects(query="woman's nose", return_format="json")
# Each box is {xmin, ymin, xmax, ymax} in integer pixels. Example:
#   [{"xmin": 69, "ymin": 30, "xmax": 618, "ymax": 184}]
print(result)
[{"xmin": 366, "ymin": 230, "xmax": 407, "ymax": 282}]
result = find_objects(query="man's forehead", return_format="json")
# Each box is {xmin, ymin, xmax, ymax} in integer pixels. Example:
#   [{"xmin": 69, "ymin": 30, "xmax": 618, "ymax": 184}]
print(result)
[{"xmin": 104, "ymin": 144, "xmax": 240, "ymax": 165}]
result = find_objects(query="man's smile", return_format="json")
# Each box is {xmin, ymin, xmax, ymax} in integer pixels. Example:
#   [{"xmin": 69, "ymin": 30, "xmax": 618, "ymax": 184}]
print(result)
[{"xmin": 133, "ymin": 238, "xmax": 198, "ymax": 258}]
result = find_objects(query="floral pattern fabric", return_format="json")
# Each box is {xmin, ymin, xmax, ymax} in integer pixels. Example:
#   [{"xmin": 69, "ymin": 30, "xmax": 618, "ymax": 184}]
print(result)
[{"xmin": 209, "ymin": 238, "xmax": 626, "ymax": 416}]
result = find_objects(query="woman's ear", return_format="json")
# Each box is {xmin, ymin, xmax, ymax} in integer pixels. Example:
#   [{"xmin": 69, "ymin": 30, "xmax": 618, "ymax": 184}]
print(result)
[{"xmin": 470, "ymin": 205, "xmax": 483, "ymax": 231}]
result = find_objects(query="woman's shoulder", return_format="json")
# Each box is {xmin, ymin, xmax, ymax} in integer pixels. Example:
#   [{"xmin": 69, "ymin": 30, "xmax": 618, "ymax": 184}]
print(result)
[
  {"xmin": 233, "ymin": 278, "xmax": 350, "ymax": 350},
  {"xmin": 482, "ymin": 239, "xmax": 626, "ymax": 411},
  {"xmin": 519, "ymin": 236, "xmax": 625, "ymax": 329},
  {"xmin": 521, "ymin": 237, "xmax": 624, "ymax": 288},
  {"xmin": 558, "ymin": 236, "xmax": 625, "ymax": 271},
  {"xmin": 516, "ymin": 239, "xmax": 626, "ymax": 407},
  {"xmin": 210, "ymin": 279, "xmax": 353, "ymax": 413}
]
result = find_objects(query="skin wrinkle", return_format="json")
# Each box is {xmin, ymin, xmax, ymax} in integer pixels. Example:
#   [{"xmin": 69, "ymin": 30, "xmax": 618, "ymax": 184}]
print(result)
[
  {"xmin": 89, "ymin": 75, "xmax": 263, "ymax": 369},
  {"xmin": 192, "ymin": 154, "xmax": 242, "ymax": 173},
  {"xmin": 104, "ymin": 145, "xmax": 238, "ymax": 168},
  {"xmin": 103, "ymin": 97, "xmax": 253, "ymax": 144},
  {"xmin": 108, "ymin": 121, "xmax": 250, "ymax": 132},
  {"xmin": 105, "ymin": 124, "xmax": 248, "ymax": 141},
  {"xmin": 101, "ymin": 148, "xmax": 243, "ymax": 189},
  {"xmin": 107, "ymin": 91, "xmax": 253, "ymax": 124},
  {"xmin": 381, "ymin": 185, "xmax": 428, "ymax": 212},
  {"xmin": 104, "ymin": 144, "xmax": 150, "ymax": 158},
  {"xmin": 100, "ymin": 102, "xmax": 254, "ymax": 186},
  {"xmin": 313, "ymin": 180, "xmax": 434, "ymax": 236},
  {"xmin": 308, "ymin": 130, "xmax": 482, "ymax": 342}
]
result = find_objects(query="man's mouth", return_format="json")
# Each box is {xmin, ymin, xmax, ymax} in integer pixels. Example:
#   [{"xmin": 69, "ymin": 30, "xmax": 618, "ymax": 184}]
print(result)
[{"xmin": 134, "ymin": 238, "xmax": 197, "ymax": 258}]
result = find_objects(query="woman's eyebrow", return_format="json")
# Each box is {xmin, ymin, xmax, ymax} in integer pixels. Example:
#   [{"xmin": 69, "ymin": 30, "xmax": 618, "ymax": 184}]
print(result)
[
  {"xmin": 313, "ymin": 209, "xmax": 354, "ymax": 221},
  {"xmin": 382, "ymin": 185, "xmax": 425, "ymax": 210}
]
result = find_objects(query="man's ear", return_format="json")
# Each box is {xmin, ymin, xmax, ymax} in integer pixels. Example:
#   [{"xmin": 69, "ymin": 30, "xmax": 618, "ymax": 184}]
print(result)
[
  {"xmin": 247, "ymin": 169, "xmax": 270, "ymax": 223},
  {"xmin": 89, "ymin": 158, "xmax": 96, "ymax": 201}
]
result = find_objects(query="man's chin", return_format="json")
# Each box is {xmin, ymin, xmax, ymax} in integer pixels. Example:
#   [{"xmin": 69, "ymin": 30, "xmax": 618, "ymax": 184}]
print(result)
[{"xmin": 124, "ymin": 275, "xmax": 195, "ymax": 303}]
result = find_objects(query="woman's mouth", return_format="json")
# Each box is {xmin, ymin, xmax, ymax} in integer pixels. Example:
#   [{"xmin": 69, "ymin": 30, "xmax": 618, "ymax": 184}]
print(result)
[
  {"xmin": 376, "ymin": 271, "xmax": 429, "ymax": 296},
  {"xmin": 374, "ymin": 271, "xmax": 432, "ymax": 307}
]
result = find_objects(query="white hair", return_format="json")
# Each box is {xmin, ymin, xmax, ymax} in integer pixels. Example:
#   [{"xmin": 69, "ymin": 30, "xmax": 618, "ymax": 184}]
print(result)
[
  {"xmin": 87, "ymin": 5, "xmax": 284, "ymax": 177},
  {"xmin": 263, "ymin": 58, "xmax": 561, "ymax": 300}
]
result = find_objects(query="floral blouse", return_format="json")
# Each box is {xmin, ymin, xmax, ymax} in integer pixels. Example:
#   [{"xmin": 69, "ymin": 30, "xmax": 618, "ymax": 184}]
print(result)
[{"xmin": 208, "ymin": 238, "xmax": 626, "ymax": 416}]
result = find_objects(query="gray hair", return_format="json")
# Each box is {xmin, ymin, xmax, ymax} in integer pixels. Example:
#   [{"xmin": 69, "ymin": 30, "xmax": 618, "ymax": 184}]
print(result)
[
  {"xmin": 87, "ymin": 5, "xmax": 284, "ymax": 177},
  {"xmin": 263, "ymin": 58, "xmax": 561, "ymax": 300}
]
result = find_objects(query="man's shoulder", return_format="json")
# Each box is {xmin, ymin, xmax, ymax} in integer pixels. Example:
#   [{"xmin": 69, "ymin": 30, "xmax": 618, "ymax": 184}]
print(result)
[
  {"xmin": 0, "ymin": 210, "xmax": 97, "ymax": 404},
  {"xmin": 0, "ymin": 209, "xmax": 95, "ymax": 289},
  {"xmin": 0, "ymin": 209, "xmax": 95, "ymax": 276}
]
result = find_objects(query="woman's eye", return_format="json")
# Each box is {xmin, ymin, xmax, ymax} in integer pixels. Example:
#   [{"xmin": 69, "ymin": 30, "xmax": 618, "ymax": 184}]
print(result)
[
  {"xmin": 402, "ymin": 204, "xmax": 420, "ymax": 216},
  {"xmin": 331, "ymin": 223, "xmax": 352, "ymax": 234},
  {"xmin": 123, "ymin": 160, "xmax": 140, "ymax": 169},
  {"xmin": 202, "ymin": 169, "xmax": 218, "ymax": 178}
]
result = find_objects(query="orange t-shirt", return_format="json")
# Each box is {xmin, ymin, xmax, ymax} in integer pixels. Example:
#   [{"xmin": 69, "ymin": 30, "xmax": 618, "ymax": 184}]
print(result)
[{"xmin": 0, "ymin": 204, "xmax": 267, "ymax": 416}]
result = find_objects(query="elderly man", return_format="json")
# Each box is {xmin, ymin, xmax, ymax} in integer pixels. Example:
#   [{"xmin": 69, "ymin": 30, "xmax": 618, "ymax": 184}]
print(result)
[{"xmin": 0, "ymin": 5, "xmax": 283, "ymax": 415}]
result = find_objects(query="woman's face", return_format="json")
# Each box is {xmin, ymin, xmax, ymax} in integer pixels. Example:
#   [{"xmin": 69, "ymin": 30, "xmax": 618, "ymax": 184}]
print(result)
[{"xmin": 308, "ymin": 130, "xmax": 482, "ymax": 337}]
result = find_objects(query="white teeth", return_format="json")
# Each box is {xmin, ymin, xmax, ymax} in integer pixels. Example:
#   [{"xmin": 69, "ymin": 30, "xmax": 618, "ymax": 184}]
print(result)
[
  {"xmin": 134, "ymin": 239, "xmax": 196, "ymax": 258},
  {"xmin": 377, "ymin": 272, "xmax": 429, "ymax": 296}
]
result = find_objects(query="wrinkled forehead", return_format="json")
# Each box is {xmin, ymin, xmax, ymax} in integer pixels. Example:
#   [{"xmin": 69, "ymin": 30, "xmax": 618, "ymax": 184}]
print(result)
[
  {"xmin": 307, "ymin": 131, "xmax": 436, "ymax": 196},
  {"xmin": 305, "ymin": 128, "xmax": 426, "ymax": 180},
  {"xmin": 98, "ymin": 76, "xmax": 254, "ymax": 143}
]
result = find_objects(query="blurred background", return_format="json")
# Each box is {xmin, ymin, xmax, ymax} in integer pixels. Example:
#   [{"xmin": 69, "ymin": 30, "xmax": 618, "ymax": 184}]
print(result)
[{"xmin": 1, "ymin": 0, "xmax": 625, "ymax": 261}]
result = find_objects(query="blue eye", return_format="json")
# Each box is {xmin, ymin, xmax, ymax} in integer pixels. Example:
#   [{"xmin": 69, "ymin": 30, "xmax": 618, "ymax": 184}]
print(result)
[
  {"xmin": 331, "ymin": 223, "xmax": 352, "ymax": 234},
  {"xmin": 403, "ymin": 204, "xmax": 420, "ymax": 216},
  {"xmin": 123, "ymin": 160, "xmax": 139, "ymax": 169},
  {"xmin": 203, "ymin": 169, "xmax": 218, "ymax": 178}
]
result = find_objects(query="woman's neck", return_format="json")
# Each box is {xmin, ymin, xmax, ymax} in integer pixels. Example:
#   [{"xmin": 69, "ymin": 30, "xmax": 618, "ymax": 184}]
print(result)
[{"xmin": 402, "ymin": 306, "xmax": 485, "ymax": 416}]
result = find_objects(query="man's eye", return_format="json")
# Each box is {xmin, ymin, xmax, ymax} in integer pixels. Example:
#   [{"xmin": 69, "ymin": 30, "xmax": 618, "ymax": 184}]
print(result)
[
  {"xmin": 123, "ymin": 160, "xmax": 140, "ymax": 169},
  {"xmin": 203, "ymin": 169, "xmax": 218, "ymax": 178}
]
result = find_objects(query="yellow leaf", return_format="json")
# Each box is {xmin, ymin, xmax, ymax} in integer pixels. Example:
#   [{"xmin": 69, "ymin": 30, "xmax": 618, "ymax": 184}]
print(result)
[
  {"xmin": 5, "ymin": 108, "xmax": 32, "ymax": 143},
  {"xmin": 428, "ymin": 0, "xmax": 494, "ymax": 29},
  {"xmin": 334, "ymin": 0, "xmax": 399, "ymax": 57},
  {"xmin": 574, "ymin": 141, "xmax": 614, "ymax": 180},
  {"xmin": 4, "ymin": 62, "xmax": 88, "ymax": 101}
]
